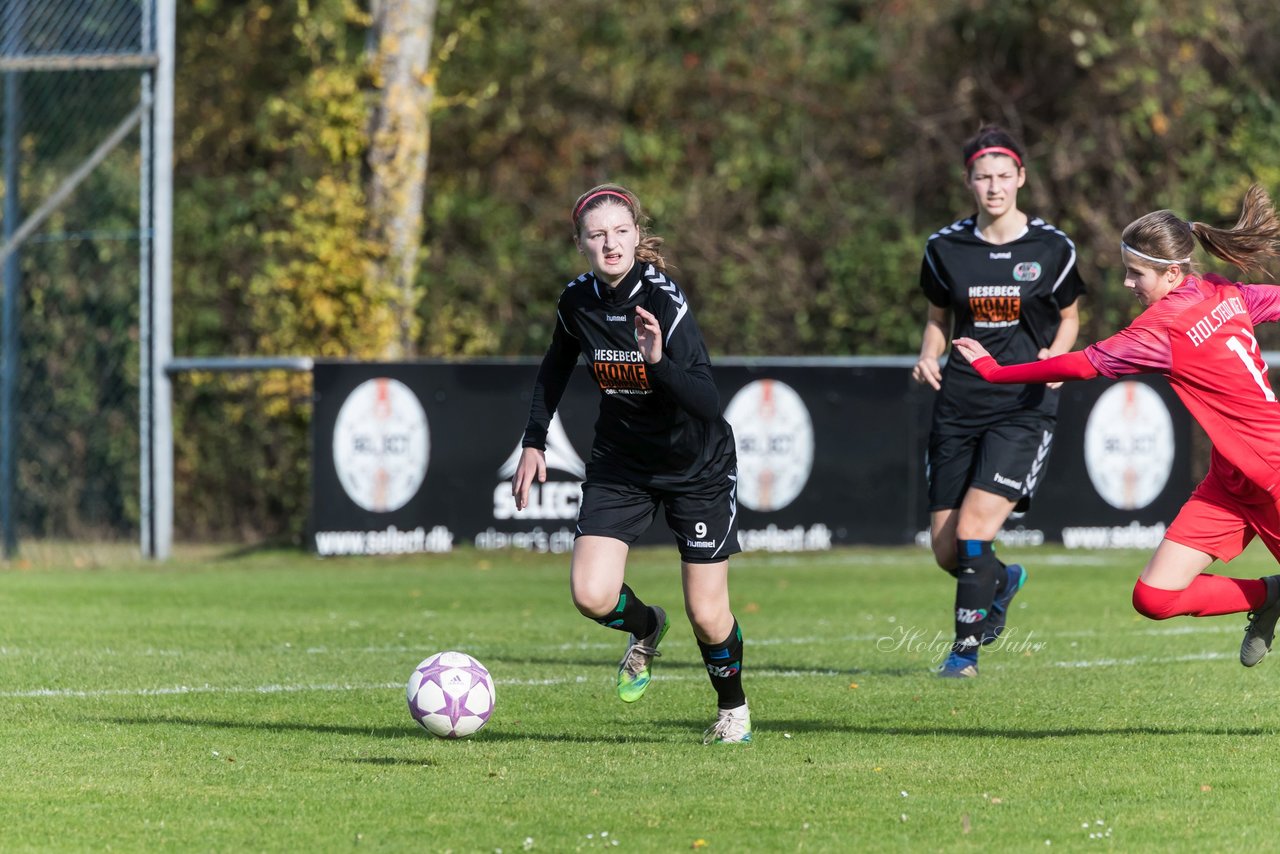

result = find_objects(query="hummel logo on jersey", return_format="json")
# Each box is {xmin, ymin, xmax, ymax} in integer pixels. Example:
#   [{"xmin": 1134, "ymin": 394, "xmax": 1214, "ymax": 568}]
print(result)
[
  {"xmin": 659, "ymin": 283, "xmax": 684, "ymax": 306},
  {"xmin": 1025, "ymin": 431, "xmax": 1052, "ymax": 493},
  {"xmin": 605, "ymin": 314, "xmax": 627, "ymax": 322},
  {"xmin": 646, "ymin": 265, "xmax": 690, "ymax": 337},
  {"xmin": 645, "ymin": 264, "xmax": 686, "ymax": 305},
  {"xmin": 989, "ymin": 251, "xmax": 1012, "ymax": 260},
  {"xmin": 993, "ymin": 473, "xmax": 1023, "ymax": 489}
]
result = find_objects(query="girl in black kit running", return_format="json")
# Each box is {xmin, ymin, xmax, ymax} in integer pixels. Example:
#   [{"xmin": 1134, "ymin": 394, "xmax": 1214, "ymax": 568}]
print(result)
[
  {"xmin": 512, "ymin": 184, "xmax": 750, "ymax": 744},
  {"xmin": 912, "ymin": 126, "xmax": 1086, "ymax": 678}
]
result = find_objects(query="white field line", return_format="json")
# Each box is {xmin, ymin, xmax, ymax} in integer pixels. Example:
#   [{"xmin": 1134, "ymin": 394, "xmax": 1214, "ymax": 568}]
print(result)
[
  {"xmin": 734, "ymin": 553, "xmax": 927, "ymax": 568},
  {"xmin": 0, "ymin": 636, "xmax": 874, "ymax": 658},
  {"xmin": 294, "ymin": 623, "xmax": 1239, "ymax": 655},
  {"xmin": 1052, "ymin": 622, "xmax": 1241, "ymax": 638},
  {"xmin": 296, "ymin": 622, "xmax": 1240, "ymax": 655},
  {"xmin": 1030, "ymin": 554, "xmax": 1115, "ymax": 566},
  {"xmin": 0, "ymin": 648, "xmax": 1245, "ymax": 698},
  {"xmin": 0, "ymin": 619, "xmax": 1248, "ymax": 696},
  {"xmin": 0, "ymin": 647, "xmax": 1251, "ymax": 697},
  {"xmin": 0, "ymin": 668, "xmax": 844, "ymax": 700},
  {"xmin": 0, "ymin": 620, "xmax": 1241, "ymax": 661},
  {"xmin": 1051, "ymin": 650, "xmax": 1235, "ymax": 668},
  {"xmin": 297, "ymin": 635, "xmax": 876, "ymax": 655},
  {"xmin": 734, "ymin": 552, "xmax": 1117, "ymax": 568}
]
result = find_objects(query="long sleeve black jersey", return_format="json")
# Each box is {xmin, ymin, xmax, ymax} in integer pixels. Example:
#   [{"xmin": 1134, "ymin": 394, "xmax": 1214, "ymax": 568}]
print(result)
[
  {"xmin": 920, "ymin": 214, "xmax": 1087, "ymax": 432},
  {"xmin": 521, "ymin": 261, "xmax": 736, "ymax": 489}
]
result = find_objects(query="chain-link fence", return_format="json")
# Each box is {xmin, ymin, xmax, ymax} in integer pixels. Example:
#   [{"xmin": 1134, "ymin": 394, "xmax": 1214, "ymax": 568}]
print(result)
[{"xmin": 0, "ymin": 0, "xmax": 155, "ymax": 555}]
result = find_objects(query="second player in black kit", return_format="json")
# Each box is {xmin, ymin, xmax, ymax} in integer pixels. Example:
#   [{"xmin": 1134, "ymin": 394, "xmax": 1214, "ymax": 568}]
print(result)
[
  {"xmin": 512, "ymin": 183, "xmax": 751, "ymax": 744},
  {"xmin": 913, "ymin": 125, "xmax": 1086, "ymax": 678},
  {"xmin": 922, "ymin": 222, "xmax": 1081, "ymax": 434}
]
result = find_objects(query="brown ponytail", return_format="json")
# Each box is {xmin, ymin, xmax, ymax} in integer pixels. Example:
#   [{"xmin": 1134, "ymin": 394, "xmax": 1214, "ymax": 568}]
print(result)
[
  {"xmin": 1190, "ymin": 184, "xmax": 1280, "ymax": 275},
  {"xmin": 1122, "ymin": 184, "xmax": 1280, "ymax": 276}
]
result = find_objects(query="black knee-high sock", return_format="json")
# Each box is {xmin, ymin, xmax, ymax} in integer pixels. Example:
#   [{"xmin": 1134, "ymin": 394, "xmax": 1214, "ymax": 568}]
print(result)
[
  {"xmin": 697, "ymin": 620, "xmax": 746, "ymax": 709},
  {"xmin": 591, "ymin": 584, "xmax": 656, "ymax": 637},
  {"xmin": 953, "ymin": 539, "xmax": 1004, "ymax": 654}
]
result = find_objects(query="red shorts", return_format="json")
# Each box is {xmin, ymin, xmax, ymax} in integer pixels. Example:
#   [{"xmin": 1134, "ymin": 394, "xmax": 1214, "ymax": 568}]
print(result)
[{"xmin": 1165, "ymin": 470, "xmax": 1280, "ymax": 563}]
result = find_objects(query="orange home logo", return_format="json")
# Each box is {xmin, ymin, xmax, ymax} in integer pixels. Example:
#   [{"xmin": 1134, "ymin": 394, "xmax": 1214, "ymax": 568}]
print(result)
[
  {"xmin": 592, "ymin": 359, "xmax": 650, "ymax": 391},
  {"xmin": 968, "ymin": 285, "xmax": 1021, "ymax": 328}
]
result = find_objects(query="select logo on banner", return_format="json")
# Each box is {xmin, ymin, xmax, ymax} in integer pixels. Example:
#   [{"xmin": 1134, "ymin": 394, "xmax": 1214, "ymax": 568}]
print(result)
[
  {"xmin": 1083, "ymin": 381, "xmax": 1174, "ymax": 510},
  {"xmin": 724, "ymin": 379, "xmax": 814, "ymax": 511},
  {"xmin": 332, "ymin": 378, "xmax": 430, "ymax": 513},
  {"xmin": 493, "ymin": 414, "xmax": 585, "ymax": 521}
]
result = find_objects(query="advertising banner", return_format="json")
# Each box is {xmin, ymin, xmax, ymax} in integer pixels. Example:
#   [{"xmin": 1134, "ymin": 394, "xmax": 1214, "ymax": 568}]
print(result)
[{"xmin": 311, "ymin": 360, "xmax": 1192, "ymax": 555}]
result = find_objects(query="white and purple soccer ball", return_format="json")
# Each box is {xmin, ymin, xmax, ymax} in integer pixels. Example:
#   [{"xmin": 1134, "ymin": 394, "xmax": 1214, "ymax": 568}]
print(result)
[{"xmin": 406, "ymin": 651, "xmax": 495, "ymax": 738}]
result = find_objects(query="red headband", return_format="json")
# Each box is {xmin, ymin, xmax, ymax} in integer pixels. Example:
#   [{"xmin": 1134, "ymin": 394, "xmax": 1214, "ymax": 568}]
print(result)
[
  {"xmin": 965, "ymin": 146, "xmax": 1023, "ymax": 168},
  {"xmin": 572, "ymin": 190, "xmax": 631, "ymax": 222}
]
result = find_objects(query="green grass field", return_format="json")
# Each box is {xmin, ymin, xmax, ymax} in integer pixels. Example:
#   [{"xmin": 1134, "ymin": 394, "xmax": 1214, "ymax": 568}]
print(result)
[{"xmin": 2, "ymin": 543, "xmax": 1279, "ymax": 852}]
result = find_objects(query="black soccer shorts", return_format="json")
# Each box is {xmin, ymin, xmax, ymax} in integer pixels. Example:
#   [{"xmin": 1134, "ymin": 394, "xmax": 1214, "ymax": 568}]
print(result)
[
  {"xmin": 575, "ymin": 471, "xmax": 742, "ymax": 563},
  {"xmin": 926, "ymin": 415, "xmax": 1055, "ymax": 513}
]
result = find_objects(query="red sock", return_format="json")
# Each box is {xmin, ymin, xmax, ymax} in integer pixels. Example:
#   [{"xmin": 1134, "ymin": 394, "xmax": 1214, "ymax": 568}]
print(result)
[{"xmin": 1132, "ymin": 575, "xmax": 1268, "ymax": 620}]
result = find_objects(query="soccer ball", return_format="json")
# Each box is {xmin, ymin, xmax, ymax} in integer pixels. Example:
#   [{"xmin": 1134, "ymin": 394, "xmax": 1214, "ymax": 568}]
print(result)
[{"xmin": 406, "ymin": 651, "xmax": 495, "ymax": 738}]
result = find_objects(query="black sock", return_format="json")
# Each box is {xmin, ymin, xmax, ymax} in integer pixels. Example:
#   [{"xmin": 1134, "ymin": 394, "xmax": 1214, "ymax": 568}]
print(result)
[
  {"xmin": 697, "ymin": 620, "xmax": 746, "ymax": 709},
  {"xmin": 592, "ymin": 584, "xmax": 656, "ymax": 637},
  {"xmin": 952, "ymin": 539, "xmax": 1004, "ymax": 654}
]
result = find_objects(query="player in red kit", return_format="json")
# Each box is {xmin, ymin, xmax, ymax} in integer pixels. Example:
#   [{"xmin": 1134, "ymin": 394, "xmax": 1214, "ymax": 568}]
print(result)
[{"xmin": 952, "ymin": 184, "xmax": 1280, "ymax": 666}]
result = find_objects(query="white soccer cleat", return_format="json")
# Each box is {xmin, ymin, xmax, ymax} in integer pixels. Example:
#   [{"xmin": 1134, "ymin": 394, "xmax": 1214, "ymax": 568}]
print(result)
[{"xmin": 703, "ymin": 702, "xmax": 752, "ymax": 745}]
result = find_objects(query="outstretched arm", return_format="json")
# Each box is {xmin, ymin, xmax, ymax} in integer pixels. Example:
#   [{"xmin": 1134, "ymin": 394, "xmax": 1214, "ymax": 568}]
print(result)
[
  {"xmin": 952, "ymin": 337, "xmax": 1099, "ymax": 384},
  {"xmin": 1040, "ymin": 301, "xmax": 1081, "ymax": 390}
]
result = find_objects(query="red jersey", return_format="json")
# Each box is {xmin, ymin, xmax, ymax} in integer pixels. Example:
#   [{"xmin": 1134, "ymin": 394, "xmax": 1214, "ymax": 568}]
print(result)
[{"xmin": 1084, "ymin": 274, "xmax": 1280, "ymax": 499}]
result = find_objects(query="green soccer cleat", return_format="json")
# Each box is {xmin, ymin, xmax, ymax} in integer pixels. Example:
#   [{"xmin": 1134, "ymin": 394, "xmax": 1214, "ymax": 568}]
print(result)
[
  {"xmin": 616, "ymin": 605, "xmax": 668, "ymax": 702},
  {"xmin": 703, "ymin": 702, "xmax": 752, "ymax": 745},
  {"xmin": 1241, "ymin": 575, "xmax": 1280, "ymax": 667}
]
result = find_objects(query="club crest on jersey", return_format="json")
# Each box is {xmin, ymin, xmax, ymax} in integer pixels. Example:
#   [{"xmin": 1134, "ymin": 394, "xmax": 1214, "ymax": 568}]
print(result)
[{"xmin": 1013, "ymin": 261, "xmax": 1042, "ymax": 282}]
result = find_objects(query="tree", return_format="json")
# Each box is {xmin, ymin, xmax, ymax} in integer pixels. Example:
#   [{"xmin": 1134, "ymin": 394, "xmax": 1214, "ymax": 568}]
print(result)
[{"xmin": 365, "ymin": 0, "xmax": 438, "ymax": 357}]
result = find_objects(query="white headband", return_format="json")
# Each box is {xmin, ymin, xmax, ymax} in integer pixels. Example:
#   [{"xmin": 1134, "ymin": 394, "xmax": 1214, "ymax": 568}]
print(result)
[{"xmin": 1122, "ymin": 241, "xmax": 1191, "ymax": 267}]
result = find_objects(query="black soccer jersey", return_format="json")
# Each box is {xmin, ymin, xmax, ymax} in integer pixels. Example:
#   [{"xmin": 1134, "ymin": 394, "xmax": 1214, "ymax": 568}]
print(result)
[
  {"xmin": 522, "ymin": 261, "xmax": 736, "ymax": 489},
  {"xmin": 920, "ymin": 215, "xmax": 1086, "ymax": 431}
]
